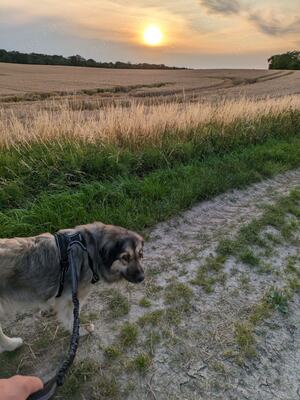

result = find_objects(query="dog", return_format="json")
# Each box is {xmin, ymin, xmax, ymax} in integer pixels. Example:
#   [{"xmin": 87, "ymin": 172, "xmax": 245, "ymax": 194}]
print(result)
[{"xmin": 0, "ymin": 222, "xmax": 144, "ymax": 353}]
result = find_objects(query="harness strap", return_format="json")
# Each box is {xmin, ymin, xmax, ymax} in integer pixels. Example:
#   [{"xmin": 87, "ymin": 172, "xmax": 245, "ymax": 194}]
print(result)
[{"xmin": 55, "ymin": 232, "xmax": 99, "ymax": 298}]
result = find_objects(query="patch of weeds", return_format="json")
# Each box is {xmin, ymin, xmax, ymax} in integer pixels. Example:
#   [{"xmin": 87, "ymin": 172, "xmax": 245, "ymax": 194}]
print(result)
[
  {"xmin": 119, "ymin": 322, "xmax": 139, "ymax": 347},
  {"xmin": 129, "ymin": 353, "xmax": 152, "ymax": 374},
  {"xmin": 239, "ymin": 249, "xmax": 260, "ymax": 266},
  {"xmin": 239, "ymin": 274, "xmax": 250, "ymax": 290},
  {"xmin": 179, "ymin": 268, "xmax": 188, "ymax": 277},
  {"xmin": 145, "ymin": 331, "xmax": 161, "ymax": 355},
  {"xmin": 285, "ymin": 256, "xmax": 299, "ymax": 274},
  {"xmin": 281, "ymin": 219, "xmax": 299, "ymax": 239},
  {"xmin": 145, "ymin": 282, "xmax": 163, "ymax": 298},
  {"xmin": 267, "ymin": 288, "xmax": 289, "ymax": 314},
  {"xmin": 249, "ymin": 298, "xmax": 273, "ymax": 325},
  {"xmin": 177, "ymin": 248, "xmax": 198, "ymax": 263},
  {"xmin": 139, "ymin": 297, "xmax": 151, "ymax": 308},
  {"xmin": 239, "ymin": 221, "xmax": 266, "ymax": 247},
  {"xmin": 234, "ymin": 286, "xmax": 293, "ymax": 362},
  {"xmin": 122, "ymin": 382, "xmax": 135, "ymax": 396},
  {"xmin": 147, "ymin": 265, "xmax": 163, "ymax": 276},
  {"xmin": 261, "ymin": 261, "xmax": 273, "ymax": 273},
  {"xmin": 216, "ymin": 190, "xmax": 300, "ymax": 269},
  {"xmin": 235, "ymin": 322, "xmax": 256, "ymax": 359},
  {"xmin": 212, "ymin": 361, "xmax": 226, "ymax": 374},
  {"xmin": 165, "ymin": 307, "xmax": 182, "ymax": 325},
  {"xmin": 191, "ymin": 271, "xmax": 216, "ymax": 293},
  {"xmin": 0, "ymin": 346, "xmax": 28, "ymax": 378},
  {"xmin": 105, "ymin": 289, "xmax": 130, "ymax": 318},
  {"xmin": 138, "ymin": 310, "xmax": 164, "ymax": 327},
  {"xmin": 191, "ymin": 255, "xmax": 226, "ymax": 293},
  {"xmin": 58, "ymin": 360, "xmax": 99, "ymax": 398},
  {"xmin": 217, "ymin": 239, "xmax": 238, "ymax": 256},
  {"xmin": 31, "ymin": 328, "xmax": 55, "ymax": 352},
  {"xmin": 285, "ymin": 256, "xmax": 300, "ymax": 292},
  {"xmin": 104, "ymin": 345, "xmax": 122, "ymax": 360},
  {"xmin": 164, "ymin": 281, "xmax": 194, "ymax": 306},
  {"xmin": 288, "ymin": 277, "xmax": 300, "ymax": 292},
  {"xmin": 93, "ymin": 374, "xmax": 119, "ymax": 399},
  {"xmin": 264, "ymin": 232, "xmax": 281, "ymax": 245}
]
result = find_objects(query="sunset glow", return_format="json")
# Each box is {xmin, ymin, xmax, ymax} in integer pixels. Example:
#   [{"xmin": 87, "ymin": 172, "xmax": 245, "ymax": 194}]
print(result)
[{"xmin": 143, "ymin": 26, "xmax": 163, "ymax": 46}]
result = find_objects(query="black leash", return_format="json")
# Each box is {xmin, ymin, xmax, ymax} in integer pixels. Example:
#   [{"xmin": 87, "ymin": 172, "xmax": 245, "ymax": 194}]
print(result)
[{"xmin": 27, "ymin": 232, "xmax": 97, "ymax": 400}]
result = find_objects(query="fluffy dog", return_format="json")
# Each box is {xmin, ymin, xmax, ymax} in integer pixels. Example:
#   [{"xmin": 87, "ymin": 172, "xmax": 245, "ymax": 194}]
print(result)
[{"xmin": 0, "ymin": 222, "xmax": 144, "ymax": 353}]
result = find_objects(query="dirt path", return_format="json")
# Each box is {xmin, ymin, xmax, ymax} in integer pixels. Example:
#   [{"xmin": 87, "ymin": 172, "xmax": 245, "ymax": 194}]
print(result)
[{"xmin": 1, "ymin": 168, "xmax": 300, "ymax": 399}]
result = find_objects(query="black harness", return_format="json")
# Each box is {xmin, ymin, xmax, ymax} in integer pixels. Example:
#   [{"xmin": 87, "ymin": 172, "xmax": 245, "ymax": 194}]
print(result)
[
  {"xmin": 55, "ymin": 232, "xmax": 100, "ymax": 297},
  {"xmin": 27, "ymin": 231, "xmax": 99, "ymax": 400}
]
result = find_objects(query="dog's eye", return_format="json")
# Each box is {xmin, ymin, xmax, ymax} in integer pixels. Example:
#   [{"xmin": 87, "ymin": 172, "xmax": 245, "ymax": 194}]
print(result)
[{"xmin": 121, "ymin": 254, "xmax": 130, "ymax": 263}]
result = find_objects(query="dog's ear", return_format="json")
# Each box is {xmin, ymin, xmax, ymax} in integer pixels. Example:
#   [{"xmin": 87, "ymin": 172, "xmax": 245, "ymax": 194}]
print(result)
[{"xmin": 101, "ymin": 239, "xmax": 123, "ymax": 268}]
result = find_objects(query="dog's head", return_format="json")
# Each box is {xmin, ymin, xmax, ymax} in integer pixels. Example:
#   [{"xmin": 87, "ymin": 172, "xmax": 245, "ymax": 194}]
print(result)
[{"xmin": 83, "ymin": 223, "xmax": 145, "ymax": 284}]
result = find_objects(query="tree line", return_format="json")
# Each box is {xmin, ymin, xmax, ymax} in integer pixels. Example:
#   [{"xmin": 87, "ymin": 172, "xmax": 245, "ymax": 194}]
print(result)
[
  {"xmin": 268, "ymin": 51, "xmax": 300, "ymax": 70},
  {"xmin": 0, "ymin": 49, "xmax": 184, "ymax": 70}
]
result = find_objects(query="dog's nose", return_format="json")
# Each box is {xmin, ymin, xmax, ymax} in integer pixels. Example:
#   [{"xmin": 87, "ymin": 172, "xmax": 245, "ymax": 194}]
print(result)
[{"xmin": 136, "ymin": 273, "xmax": 145, "ymax": 283}]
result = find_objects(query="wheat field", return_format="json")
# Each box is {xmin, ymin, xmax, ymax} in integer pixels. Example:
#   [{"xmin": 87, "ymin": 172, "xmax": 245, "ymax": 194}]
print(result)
[{"xmin": 1, "ymin": 94, "xmax": 300, "ymax": 149}]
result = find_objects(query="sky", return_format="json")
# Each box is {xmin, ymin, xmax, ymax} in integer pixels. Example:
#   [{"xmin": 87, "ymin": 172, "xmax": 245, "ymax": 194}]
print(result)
[{"xmin": 0, "ymin": 0, "xmax": 299, "ymax": 69}]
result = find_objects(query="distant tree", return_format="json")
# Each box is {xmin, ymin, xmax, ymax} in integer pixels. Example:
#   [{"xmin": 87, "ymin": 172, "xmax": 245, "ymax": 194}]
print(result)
[
  {"xmin": 0, "ymin": 48, "xmax": 186, "ymax": 70},
  {"xmin": 68, "ymin": 55, "xmax": 86, "ymax": 66},
  {"xmin": 268, "ymin": 51, "xmax": 300, "ymax": 70}
]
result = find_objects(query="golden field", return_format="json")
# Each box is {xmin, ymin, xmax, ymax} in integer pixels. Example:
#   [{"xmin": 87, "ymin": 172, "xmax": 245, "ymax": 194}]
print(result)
[
  {"xmin": 1, "ymin": 62, "xmax": 300, "ymax": 149},
  {"xmin": 1, "ymin": 62, "xmax": 300, "ymax": 104},
  {"xmin": 1, "ymin": 94, "xmax": 300, "ymax": 150}
]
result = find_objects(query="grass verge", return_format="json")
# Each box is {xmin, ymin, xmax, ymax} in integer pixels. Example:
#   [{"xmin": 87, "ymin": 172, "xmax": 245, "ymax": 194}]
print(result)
[{"xmin": 1, "ymin": 135, "xmax": 300, "ymax": 238}]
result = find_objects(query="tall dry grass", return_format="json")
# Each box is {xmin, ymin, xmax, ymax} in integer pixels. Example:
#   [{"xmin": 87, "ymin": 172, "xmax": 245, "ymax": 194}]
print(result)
[{"xmin": 1, "ymin": 95, "xmax": 300, "ymax": 150}]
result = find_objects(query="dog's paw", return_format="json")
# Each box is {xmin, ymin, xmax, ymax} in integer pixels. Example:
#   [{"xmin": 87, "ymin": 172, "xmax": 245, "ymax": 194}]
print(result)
[
  {"xmin": 79, "ymin": 323, "xmax": 95, "ymax": 336},
  {"xmin": 85, "ymin": 323, "xmax": 95, "ymax": 334},
  {"xmin": 1, "ymin": 337, "xmax": 23, "ymax": 352}
]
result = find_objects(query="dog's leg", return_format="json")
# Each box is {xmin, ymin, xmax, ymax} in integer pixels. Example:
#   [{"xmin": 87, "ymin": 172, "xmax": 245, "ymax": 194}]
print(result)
[
  {"xmin": 54, "ymin": 294, "xmax": 94, "ymax": 336},
  {"xmin": 0, "ymin": 324, "xmax": 23, "ymax": 353},
  {"xmin": 78, "ymin": 285, "xmax": 94, "ymax": 335}
]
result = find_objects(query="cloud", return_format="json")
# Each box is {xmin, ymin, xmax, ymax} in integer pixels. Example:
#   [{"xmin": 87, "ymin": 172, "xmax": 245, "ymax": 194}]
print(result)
[
  {"xmin": 248, "ymin": 12, "xmax": 300, "ymax": 36},
  {"xmin": 199, "ymin": 0, "xmax": 241, "ymax": 15},
  {"xmin": 199, "ymin": 0, "xmax": 300, "ymax": 37}
]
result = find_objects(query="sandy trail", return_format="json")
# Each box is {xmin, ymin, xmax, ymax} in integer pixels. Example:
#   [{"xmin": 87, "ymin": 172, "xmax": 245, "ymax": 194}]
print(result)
[{"xmin": 1, "ymin": 168, "xmax": 300, "ymax": 399}]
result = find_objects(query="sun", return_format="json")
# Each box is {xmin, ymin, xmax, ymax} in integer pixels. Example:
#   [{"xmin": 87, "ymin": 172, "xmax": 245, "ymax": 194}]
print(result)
[{"xmin": 143, "ymin": 26, "xmax": 163, "ymax": 46}]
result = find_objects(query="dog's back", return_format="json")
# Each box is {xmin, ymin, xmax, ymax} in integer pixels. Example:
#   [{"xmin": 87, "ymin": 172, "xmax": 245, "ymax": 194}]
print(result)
[{"xmin": 0, "ymin": 233, "xmax": 60, "ymax": 315}]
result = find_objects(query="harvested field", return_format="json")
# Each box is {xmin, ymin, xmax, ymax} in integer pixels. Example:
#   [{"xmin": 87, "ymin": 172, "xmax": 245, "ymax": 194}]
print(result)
[{"xmin": 1, "ymin": 63, "xmax": 300, "ymax": 108}]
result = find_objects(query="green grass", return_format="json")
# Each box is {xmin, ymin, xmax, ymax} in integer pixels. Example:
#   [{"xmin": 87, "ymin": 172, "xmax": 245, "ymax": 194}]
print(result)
[
  {"xmin": 104, "ymin": 289, "xmax": 130, "ymax": 319},
  {"xmin": 1, "ymin": 112, "xmax": 297, "ymax": 209},
  {"xmin": 57, "ymin": 360, "xmax": 99, "ymax": 398},
  {"xmin": 191, "ymin": 255, "xmax": 226, "ymax": 293},
  {"xmin": 1, "ymin": 134, "xmax": 300, "ymax": 238},
  {"xmin": 139, "ymin": 297, "xmax": 152, "ymax": 308},
  {"xmin": 234, "ymin": 286, "xmax": 293, "ymax": 362},
  {"xmin": 164, "ymin": 281, "xmax": 194, "ymax": 305},
  {"xmin": 119, "ymin": 322, "xmax": 139, "ymax": 347},
  {"xmin": 137, "ymin": 310, "xmax": 164, "ymax": 327},
  {"xmin": 129, "ymin": 353, "xmax": 152, "ymax": 374},
  {"xmin": 217, "ymin": 190, "xmax": 300, "ymax": 267}
]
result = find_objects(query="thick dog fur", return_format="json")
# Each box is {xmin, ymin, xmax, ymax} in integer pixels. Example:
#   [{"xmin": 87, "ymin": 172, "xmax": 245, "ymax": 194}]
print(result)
[{"xmin": 0, "ymin": 222, "xmax": 144, "ymax": 353}]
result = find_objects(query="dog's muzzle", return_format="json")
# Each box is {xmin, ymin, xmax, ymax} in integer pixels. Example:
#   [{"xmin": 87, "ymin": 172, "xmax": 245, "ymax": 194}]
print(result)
[{"xmin": 123, "ymin": 271, "xmax": 145, "ymax": 283}]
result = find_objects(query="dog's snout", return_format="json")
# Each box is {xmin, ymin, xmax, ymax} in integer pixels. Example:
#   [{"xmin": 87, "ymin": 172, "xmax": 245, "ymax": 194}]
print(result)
[{"xmin": 136, "ymin": 272, "xmax": 145, "ymax": 283}]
